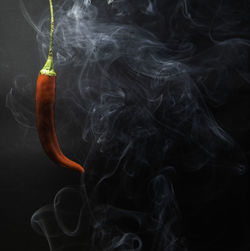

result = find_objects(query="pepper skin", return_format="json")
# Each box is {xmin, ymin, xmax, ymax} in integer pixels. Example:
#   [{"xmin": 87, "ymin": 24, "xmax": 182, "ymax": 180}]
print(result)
[{"xmin": 36, "ymin": 74, "xmax": 84, "ymax": 173}]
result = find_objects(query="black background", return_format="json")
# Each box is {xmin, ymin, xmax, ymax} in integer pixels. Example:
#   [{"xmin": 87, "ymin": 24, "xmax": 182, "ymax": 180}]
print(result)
[{"xmin": 0, "ymin": 0, "xmax": 249, "ymax": 251}]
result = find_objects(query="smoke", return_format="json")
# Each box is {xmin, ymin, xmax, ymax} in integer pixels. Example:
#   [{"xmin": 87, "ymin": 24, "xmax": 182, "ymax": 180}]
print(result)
[{"xmin": 6, "ymin": 0, "xmax": 249, "ymax": 250}]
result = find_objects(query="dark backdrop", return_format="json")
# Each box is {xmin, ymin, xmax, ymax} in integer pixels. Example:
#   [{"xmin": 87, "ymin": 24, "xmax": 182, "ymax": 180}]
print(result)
[{"xmin": 0, "ymin": 0, "xmax": 249, "ymax": 251}]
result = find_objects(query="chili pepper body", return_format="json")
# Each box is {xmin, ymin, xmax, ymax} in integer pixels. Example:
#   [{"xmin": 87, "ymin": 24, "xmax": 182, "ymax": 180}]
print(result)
[{"xmin": 36, "ymin": 74, "xmax": 84, "ymax": 173}]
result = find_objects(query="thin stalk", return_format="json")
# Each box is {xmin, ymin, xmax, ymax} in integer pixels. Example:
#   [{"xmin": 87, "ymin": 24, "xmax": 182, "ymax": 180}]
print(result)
[{"xmin": 40, "ymin": 0, "xmax": 56, "ymax": 76}]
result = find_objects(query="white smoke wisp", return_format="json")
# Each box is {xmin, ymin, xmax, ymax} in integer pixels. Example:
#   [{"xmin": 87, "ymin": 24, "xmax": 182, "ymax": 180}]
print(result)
[{"xmin": 6, "ymin": 0, "xmax": 250, "ymax": 250}]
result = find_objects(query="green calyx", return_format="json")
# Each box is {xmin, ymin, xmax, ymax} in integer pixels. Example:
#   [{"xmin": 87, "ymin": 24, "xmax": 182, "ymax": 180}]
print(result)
[
  {"xmin": 40, "ymin": 0, "xmax": 56, "ymax": 76},
  {"xmin": 40, "ymin": 55, "xmax": 56, "ymax": 76},
  {"xmin": 40, "ymin": 56, "xmax": 56, "ymax": 76}
]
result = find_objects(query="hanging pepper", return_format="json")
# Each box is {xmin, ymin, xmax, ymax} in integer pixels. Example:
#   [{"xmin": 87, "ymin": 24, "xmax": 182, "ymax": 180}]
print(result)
[{"xmin": 35, "ymin": 0, "xmax": 84, "ymax": 173}]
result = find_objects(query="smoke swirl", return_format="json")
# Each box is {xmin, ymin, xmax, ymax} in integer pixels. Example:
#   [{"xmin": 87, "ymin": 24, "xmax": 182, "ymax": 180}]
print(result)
[{"xmin": 6, "ymin": 0, "xmax": 249, "ymax": 250}]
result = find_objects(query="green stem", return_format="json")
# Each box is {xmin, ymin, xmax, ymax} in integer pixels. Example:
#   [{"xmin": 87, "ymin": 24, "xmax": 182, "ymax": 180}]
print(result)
[{"xmin": 40, "ymin": 0, "xmax": 56, "ymax": 76}]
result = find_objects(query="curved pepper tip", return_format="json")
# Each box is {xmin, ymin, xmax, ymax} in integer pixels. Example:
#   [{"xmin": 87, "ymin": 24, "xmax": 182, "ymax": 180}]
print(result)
[
  {"xmin": 74, "ymin": 166, "xmax": 85, "ymax": 174},
  {"xmin": 77, "ymin": 165, "xmax": 85, "ymax": 174},
  {"xmin": 73, "ymin": 162, "xmax": 85, "ymax": 173},
  {"xmin": 61, "ymin": 157, "xmax": 85, "ymax": 174}
]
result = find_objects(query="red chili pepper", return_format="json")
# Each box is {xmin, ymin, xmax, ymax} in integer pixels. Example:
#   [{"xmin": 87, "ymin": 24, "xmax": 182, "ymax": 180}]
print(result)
[{"xmin": 35, "ymin": 0, "xmax": 84, "ymax": 173}]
